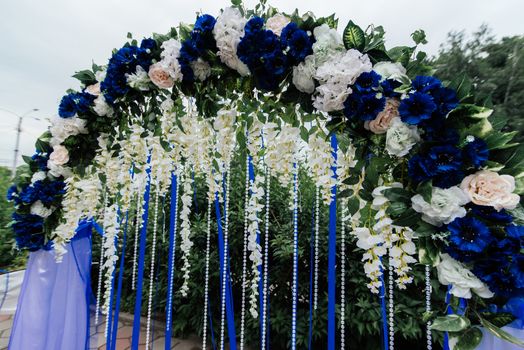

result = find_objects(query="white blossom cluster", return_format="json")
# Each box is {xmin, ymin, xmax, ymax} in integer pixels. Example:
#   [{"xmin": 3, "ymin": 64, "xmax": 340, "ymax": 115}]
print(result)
[
  {"xmin": 179, "ymin": 174, "xmax": 194, "ymax": 297},
  {"xmin": 307, "ymin": 131, "xmax": 337, "ymax": 205},
  {"xmin": 101, "ymin": 203, "xmax": 120, "ymax": 313},
  {"xmin": 213, "ymin": 7, "xmax": 250, "ymax": 76}
]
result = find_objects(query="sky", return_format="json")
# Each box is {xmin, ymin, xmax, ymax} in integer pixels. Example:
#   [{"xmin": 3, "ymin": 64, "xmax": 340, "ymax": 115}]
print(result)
[{"xmin": 1, "ymin": 0, "xmax": 523, "ymax": 169}]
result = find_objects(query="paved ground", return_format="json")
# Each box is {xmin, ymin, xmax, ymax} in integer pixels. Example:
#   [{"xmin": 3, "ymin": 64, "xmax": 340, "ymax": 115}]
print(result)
[{"xmin": 0, "ymin": 313, "xmax": 204, "ymax": 350}]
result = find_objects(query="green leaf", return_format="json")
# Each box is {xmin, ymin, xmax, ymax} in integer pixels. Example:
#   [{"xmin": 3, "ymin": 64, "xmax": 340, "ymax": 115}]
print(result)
[
  {"xmin": 478, "ymin": 315, "xmax": 524, "ymax": 347},
  {"xmin": 430, "ymin": 315, "xmax": 471, "ymax": 332},
  {"xmin": 72, "ymin": 70, "xmax": 96, "ymax": 86},
  {"xmin": 22, "ymin": 155, "xmax": 33, "ymax": 165},
  {"xmin": 449, "ymin": 73, "xmax": 473, "ymax": 102},
  {"xmin": 484, "ymin": 131, "xmax": 518, "ymax": 150},
  {"xmin": 418, "ymin": 237, "xmax": 439, "ymax": 266},
  {"xmin": 230, "ymin": 0, "xmax": 242, "ymax": 5},
  {"xmin": 343, "ymin": 20, "xmax": 366, "ymax": 51},
  {"xmin": 455, "ymin": 327, "xmax": 483, "ymax": 350},
  {"xmin": 417, "ymin": 181, "xmax": 433, "ymax": 203},
  {"xmin": 411, "ymin": 29, "xmax": 428, "ymax": 45},
  {"xmin": 346, "ymin": 196, "xmax": 360, "ymax": 215},
  {"xmin": 509, "ymin": 205, "xmax": 524, "ymax": 225}
]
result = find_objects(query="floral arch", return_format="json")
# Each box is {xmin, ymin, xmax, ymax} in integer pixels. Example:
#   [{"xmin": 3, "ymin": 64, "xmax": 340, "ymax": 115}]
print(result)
[{"xmin": 6, "ymin": 2, "xmax": 524, "ymax": 349}]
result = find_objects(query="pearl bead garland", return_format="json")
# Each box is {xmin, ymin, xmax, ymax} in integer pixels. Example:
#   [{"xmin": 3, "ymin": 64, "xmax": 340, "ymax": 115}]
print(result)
[
  {"xmin": 340, "ymin": 200, "xmax": 348, "ymax": 350},
  {"xmin": 388, "ymin": 257, "xmax": 395, "ymax": 350},
  {"xmin": 425, "ymin": 265, "xmax": 433, "ymax": 350},
  {"xmin": 291, "ymin": 166, "xmax": 299, "ymax": 350},
  {"xmin": 144, "ymin": 181, "xmax": 161, "ymax": 349},
  {"xmin": 239, "ymin": 154, "xmax": 250, "ymax": 350},
  {"xmin": 219, "ymin": 166, "xmax": 232, "ymax": 350},
  {"xmin": 313, "ymin": 185, "xmax": 320, "ymax": 311},
  {"xmin": 95, "ymin": 192, "xmax": 109, "ymax": 327},
  {"xmin": 132, "ymin": 190, "xmax": 142, "ymax": 290},
  {"xmin": 166, "ymin": 175, "xmax": 180, "ymax": 335},
  {"xmin": 201, "ymin": 197, "xmax": 213, "ymax": 349},
  {"xmin": 261, "ymin": 167, "xmax": 271, "ymax": 350}
]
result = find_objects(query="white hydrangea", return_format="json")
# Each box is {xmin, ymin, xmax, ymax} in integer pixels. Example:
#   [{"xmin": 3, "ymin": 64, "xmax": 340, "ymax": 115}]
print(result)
[
  {"xmin": 385, "ymin": 117, "xmax": 420, "ymax": 157},
  {"xmin": 266, "ymin": 14, "xmax": 290, "ymax": 36},
  {"xmin": 313, "ymin": 49, "xmax": 372, "ymax": 112},
  {"xmin": 411, "ymin": 186, "xmax": 470, "ymax": 226},
  {"xmin": 159, "ymin": 39, "xmax": 184, "ymax": 82},
  {"xmin": 30, "ymin": 200, "xmax": 54, "ymax": 218},
  {"xmin": 373, "ymin": 61, "xmax": 407, "ymax": 81},
  {"xmin": 292, "ymin": 55, "xmax": 316, "ymax": 94},
  {"xmin": 437, "ymin": 254, "xmax": 494, "ymax": 299},
  {"xmin": 190, "ymin": 58, "xmax": 211, "ymax": 81},
  {"xmin": 49, "ymin": 116, "xmax": 88, "ymax": 146},
  {"xmin": 31, "ymin": 171, "xmax": 47, "ymax": 184},
  {"xmin": 93, "ymin": 95, "xmax": 113, "ymax": 117},
  {"xmin": 213, "ymin": 7, "xmax": 250, "ymax": 76},
  {"xmin": 126, "ymin": 66, "xmax": 150, "ymax": 91},
  {"xmin": 312, "ymin": 24, "xmax": 344, "ymax": 62}
]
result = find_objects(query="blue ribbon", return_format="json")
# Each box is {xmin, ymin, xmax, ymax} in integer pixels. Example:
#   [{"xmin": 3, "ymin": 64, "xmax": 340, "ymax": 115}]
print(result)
[
  {"xmin": 131, "ymin": 156, "xmax": 152, "ymax": 349},
  {"xmin": 379, "ymin": 258, "xmax": 389, "ymax": 350},
  {"xmin": 215, "ymin": 192, "xmax": 237, "ymax": 350},
  {"xmin": 327, "ymin": 134, "xmax": 338, "ymax": 350},
  {"xmin": 165, "ymin": 173, "xmax": 178, "ymax": 349},
  {"xmin": 443, "ymin": 286, "xmax": 452, "ymax": 350}
]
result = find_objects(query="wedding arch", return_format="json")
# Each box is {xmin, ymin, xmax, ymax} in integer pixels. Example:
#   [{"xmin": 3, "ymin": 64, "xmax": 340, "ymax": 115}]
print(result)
[{"xmin": 6, "ymin": 1, "xmax": 524, "ymax": 349}]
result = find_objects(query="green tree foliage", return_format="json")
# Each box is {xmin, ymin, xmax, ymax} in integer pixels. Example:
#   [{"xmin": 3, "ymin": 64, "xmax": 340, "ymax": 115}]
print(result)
[
  {"xmin": 91, "ymin": 156, "xmax": 446, "ymax": 349},
  {"xmin": 0, "ymin": 166, "xmax": 26, "ymax": 269},
  {"xmin": 432, "ymin": 25, "xmax": 524, "ymax": 141}
]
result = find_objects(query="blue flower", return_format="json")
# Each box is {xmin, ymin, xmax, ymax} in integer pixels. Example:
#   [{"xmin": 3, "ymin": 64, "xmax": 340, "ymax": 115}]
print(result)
[
  {"xmin": 412, "ymin": 76, "xmax": 442, "ymax": 93},
  {"xmin": 432, "ymin": 86, "xmax": 459, "ymax": 117},
  {"xmin": 507, "ymin": 225, "xmax": 524, "ymax": 239},
  {"xmin": 399, "ymin": 92, "xmax": 437, "ymax": 125},
  {"xmin": 463, "ymin": 138, "xmax": 489, "ymax": 168},
  {"xmin": 408, "ymin": 145, "xmax": 463, "ymax": 187},
  {"xmin": 6, "ymin": 185, "xmax": 19, "ymax": 204},
  {"xmin": 447, "ymin": 217, "xmax": 493, "ymax": 253},
  {"xmin": 421, "ymin": 118, "xmax": 460, "ymax": 144},
  {"xmin": 280, "ymin": 23, "xmax": 312, "ymax": 64},
  {"xmin": 140, "ymin": 38, "xmax": 157, "ymax": 51},
  {"xmin": 343, "ymin": 92, "xmax": 386, "ymax": 121},
  {"xmin": 471, "ymin": 204, "xmax": 513, "ymax": 224},
  {"xmin": 58, "ymin": 94, "xmax": 77, "ymax": 118},
  {"xmin": 31, "ymin": 152, "xmax": 49, "ymax": 171},
  {"xmin": 355, "ymin": 71, "xmax": 382, "ymax": 93},
  {"xmin": 18, "ymin": 180, "xmax": 65, "ymax": 206},
  {"xmin": 510, "ymin": 255, "xmax": 524, "ymax": 289},
  {"xmin": 381, "ymin": 79, "xmax": 401, "ymax": 98},
  {"xmin": 194, "ymin": 14, "xmax": 216, "ymax": 33},
  {"xmin": 263, "ymin": 50, "xmax": 288, "ymax": 76},
  {"xmin": 245, "ymin": 16, "xmax": 265, "ymax": 36},
  {"xmin": 11, "ymin": 213, "xmax": 45, "ymax": 251},
  {"xmin": 473, "ymin": 257, "xmax": 515, "ymax": 297}
]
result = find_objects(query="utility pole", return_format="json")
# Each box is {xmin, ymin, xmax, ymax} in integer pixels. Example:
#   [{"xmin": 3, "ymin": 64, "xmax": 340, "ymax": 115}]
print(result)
[{"xmin": 0, "ymin": 108, "xmax": 40, "ymax": 178}]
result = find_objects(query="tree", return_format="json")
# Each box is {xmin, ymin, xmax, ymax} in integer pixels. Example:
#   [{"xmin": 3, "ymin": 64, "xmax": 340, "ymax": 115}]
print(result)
[{"xmin": 432, "ymin": 25, "xmax": 524, "ymax": 141}]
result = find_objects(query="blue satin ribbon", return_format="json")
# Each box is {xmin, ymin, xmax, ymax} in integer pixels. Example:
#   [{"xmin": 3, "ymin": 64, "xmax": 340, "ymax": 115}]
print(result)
[
  {"xmin": 327, "ymin": 134, "xmax": 338, "ymax": 350},
  {"xmin": 443, "ymin": 286, "xmax": 467, "ymax": 350},
  {"xmin": 132, "ymin": 155, "xmax": 152, "ymax": 349},
  {"xmin": 379, "ymin": 258, "xmax": 389, "ymax": 350},
  {"xmin": 215, "ymin": 191, "xmax": 237, "ymax": 350},
  {"xmin": 165, "ymin": 173, "xmax": 178, "ymax": 349}
]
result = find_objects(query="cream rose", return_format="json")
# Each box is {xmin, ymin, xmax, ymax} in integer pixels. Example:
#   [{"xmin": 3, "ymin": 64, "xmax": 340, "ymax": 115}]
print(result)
[
  {"xmin": 460, "ymin": 170, "xmax": 520, "ymax": 211},
  {"xmin": 85, "ymin": 82, "xmax": 101, "ymax": 96},
  {"xmin": 49, "ymin": 145, "xmax": 69, "ymax": 166},
  {"xmin": 148, "ymin": 62, "xmax": 174, "ymax": 89},
  {"xmin": 365, "ymin": 98, "xmax": 400, "ymax": 134},
  {"xmin": 266, "ymin": 14, "xmax": 290, "ymax": 36}
]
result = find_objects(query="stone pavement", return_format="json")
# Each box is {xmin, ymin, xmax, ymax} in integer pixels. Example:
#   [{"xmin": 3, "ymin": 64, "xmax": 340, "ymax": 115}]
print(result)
[{"xmin": 0, "ymin": 313, "xmax": 205, "ymax": 350}]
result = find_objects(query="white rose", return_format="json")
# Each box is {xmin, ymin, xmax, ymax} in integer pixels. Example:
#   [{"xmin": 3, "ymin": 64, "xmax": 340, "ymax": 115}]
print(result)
[
  {"xmin": 266, "ymin": 14, "xmax": 290, "ymax": 36},
  {"xmin": 127, "ymin": 66, "xmax": 151, "ymax": 91},
  {"xmin": 31, "ymin": 171, "xmax": 47, "ymax": 184},
  {"xmin": 437, "ymin": 254, "xmax": 494, "ymax": 299},
  {"xmin": 190, "ymin": 58, "xmax": 211, "ymax": 81},
  {"xmin": 373, "ymin": 61, "xmax": 407, "ymax": 81},
  {"xmin": 93, "ymin": 95, "xmax": 112, "ymax": 117},
  {"xmin": 461, "ymin": 170, "xmax": 520, "ymax": 211},
  {"xmin": 49, "ymin": 116, "xmax": 88, "ymax": 146},
  {"xmin": 47, "ymin": 162, "xmax": 72, "ymax": 179},
  {"xmin": 95, "ymin": 69, "xmax": 106, "ymax": 82},
  {"xmin": 385, "ymin": 117, "xmax": 420, "ymax": 157},
  {"xmin": 30, "ymin": 200, "xmax": 54, "ymax": 218},
  {"xmin": 48, "ymin": 145, "xmax": 69, "ymax": 166},
  {"xmin": 292, "ymin": 55, "xmax": 316, "ymax": 93},
  {"xmin": 85, "ymin": 82, "xmax": 101, "ymax": 96},
  {"xmin": 411, "ymin": 186, "xmax": 470, "ymax": 226}
]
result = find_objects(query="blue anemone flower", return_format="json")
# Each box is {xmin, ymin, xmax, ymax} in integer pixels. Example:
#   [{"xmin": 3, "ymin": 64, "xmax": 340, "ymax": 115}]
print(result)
[
  {"xmin": 381, "ymin": 79, "xmax": 401, "ymax": 98},
  {"xmin": 399, "ymin": 92, "xmax": 437, "ymax": 125},
  {"xmin": 58, "ymin": 94, "xmax": 77, "ymax": 118},
  {"xmin": 140, "ymin": 38, "xmax": 157, "ymax": 51},
  {"xmin": 463, "ymin": 138, "xmax": 489, "ymax": 168},
  {"xmin": 194, "ymin": 14, "xmax": 216, "ymax": 33},
  {"xmin": 280, "ymin": 23, "xmax": 312, "ymax": 64},
  {"xmin": 355, "ymin": 71, "xmax": 382, "ymax": 93},
  {"xmin": 432, "ymin": 86, "xmax": 459, "ymax": 116},
  {"xmin": 447, "ymin": 217, "xmax": 492, "ymax": 253},
  {"xmin": 412, "ymin": 76, "xmax": 442, "ymax": 93},
  {"xmin": 510, "ymin": 255, "xmax": 524, "ymax": 289},
  {"xmin": 473, "ymin": 256, "xmax": 515, "ymax": 297},
  {"xmin": 471, "ymin": 204, "xmax": 513, "ymax": 224},
  {"xmin": 244, "ymin": 16, "xmax": 265, "ymax": 36}
]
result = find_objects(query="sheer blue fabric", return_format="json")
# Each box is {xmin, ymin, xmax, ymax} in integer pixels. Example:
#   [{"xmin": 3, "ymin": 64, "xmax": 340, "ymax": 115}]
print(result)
[{"xmin": 9, "ymin": 221, "xmax": 95, "ymax": 350}]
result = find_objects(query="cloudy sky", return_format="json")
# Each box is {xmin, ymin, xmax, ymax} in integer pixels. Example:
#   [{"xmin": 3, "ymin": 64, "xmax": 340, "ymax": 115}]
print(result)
[{"xmin": 1, "ymin": 0, "xmax": 522, "ymax": 169}]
